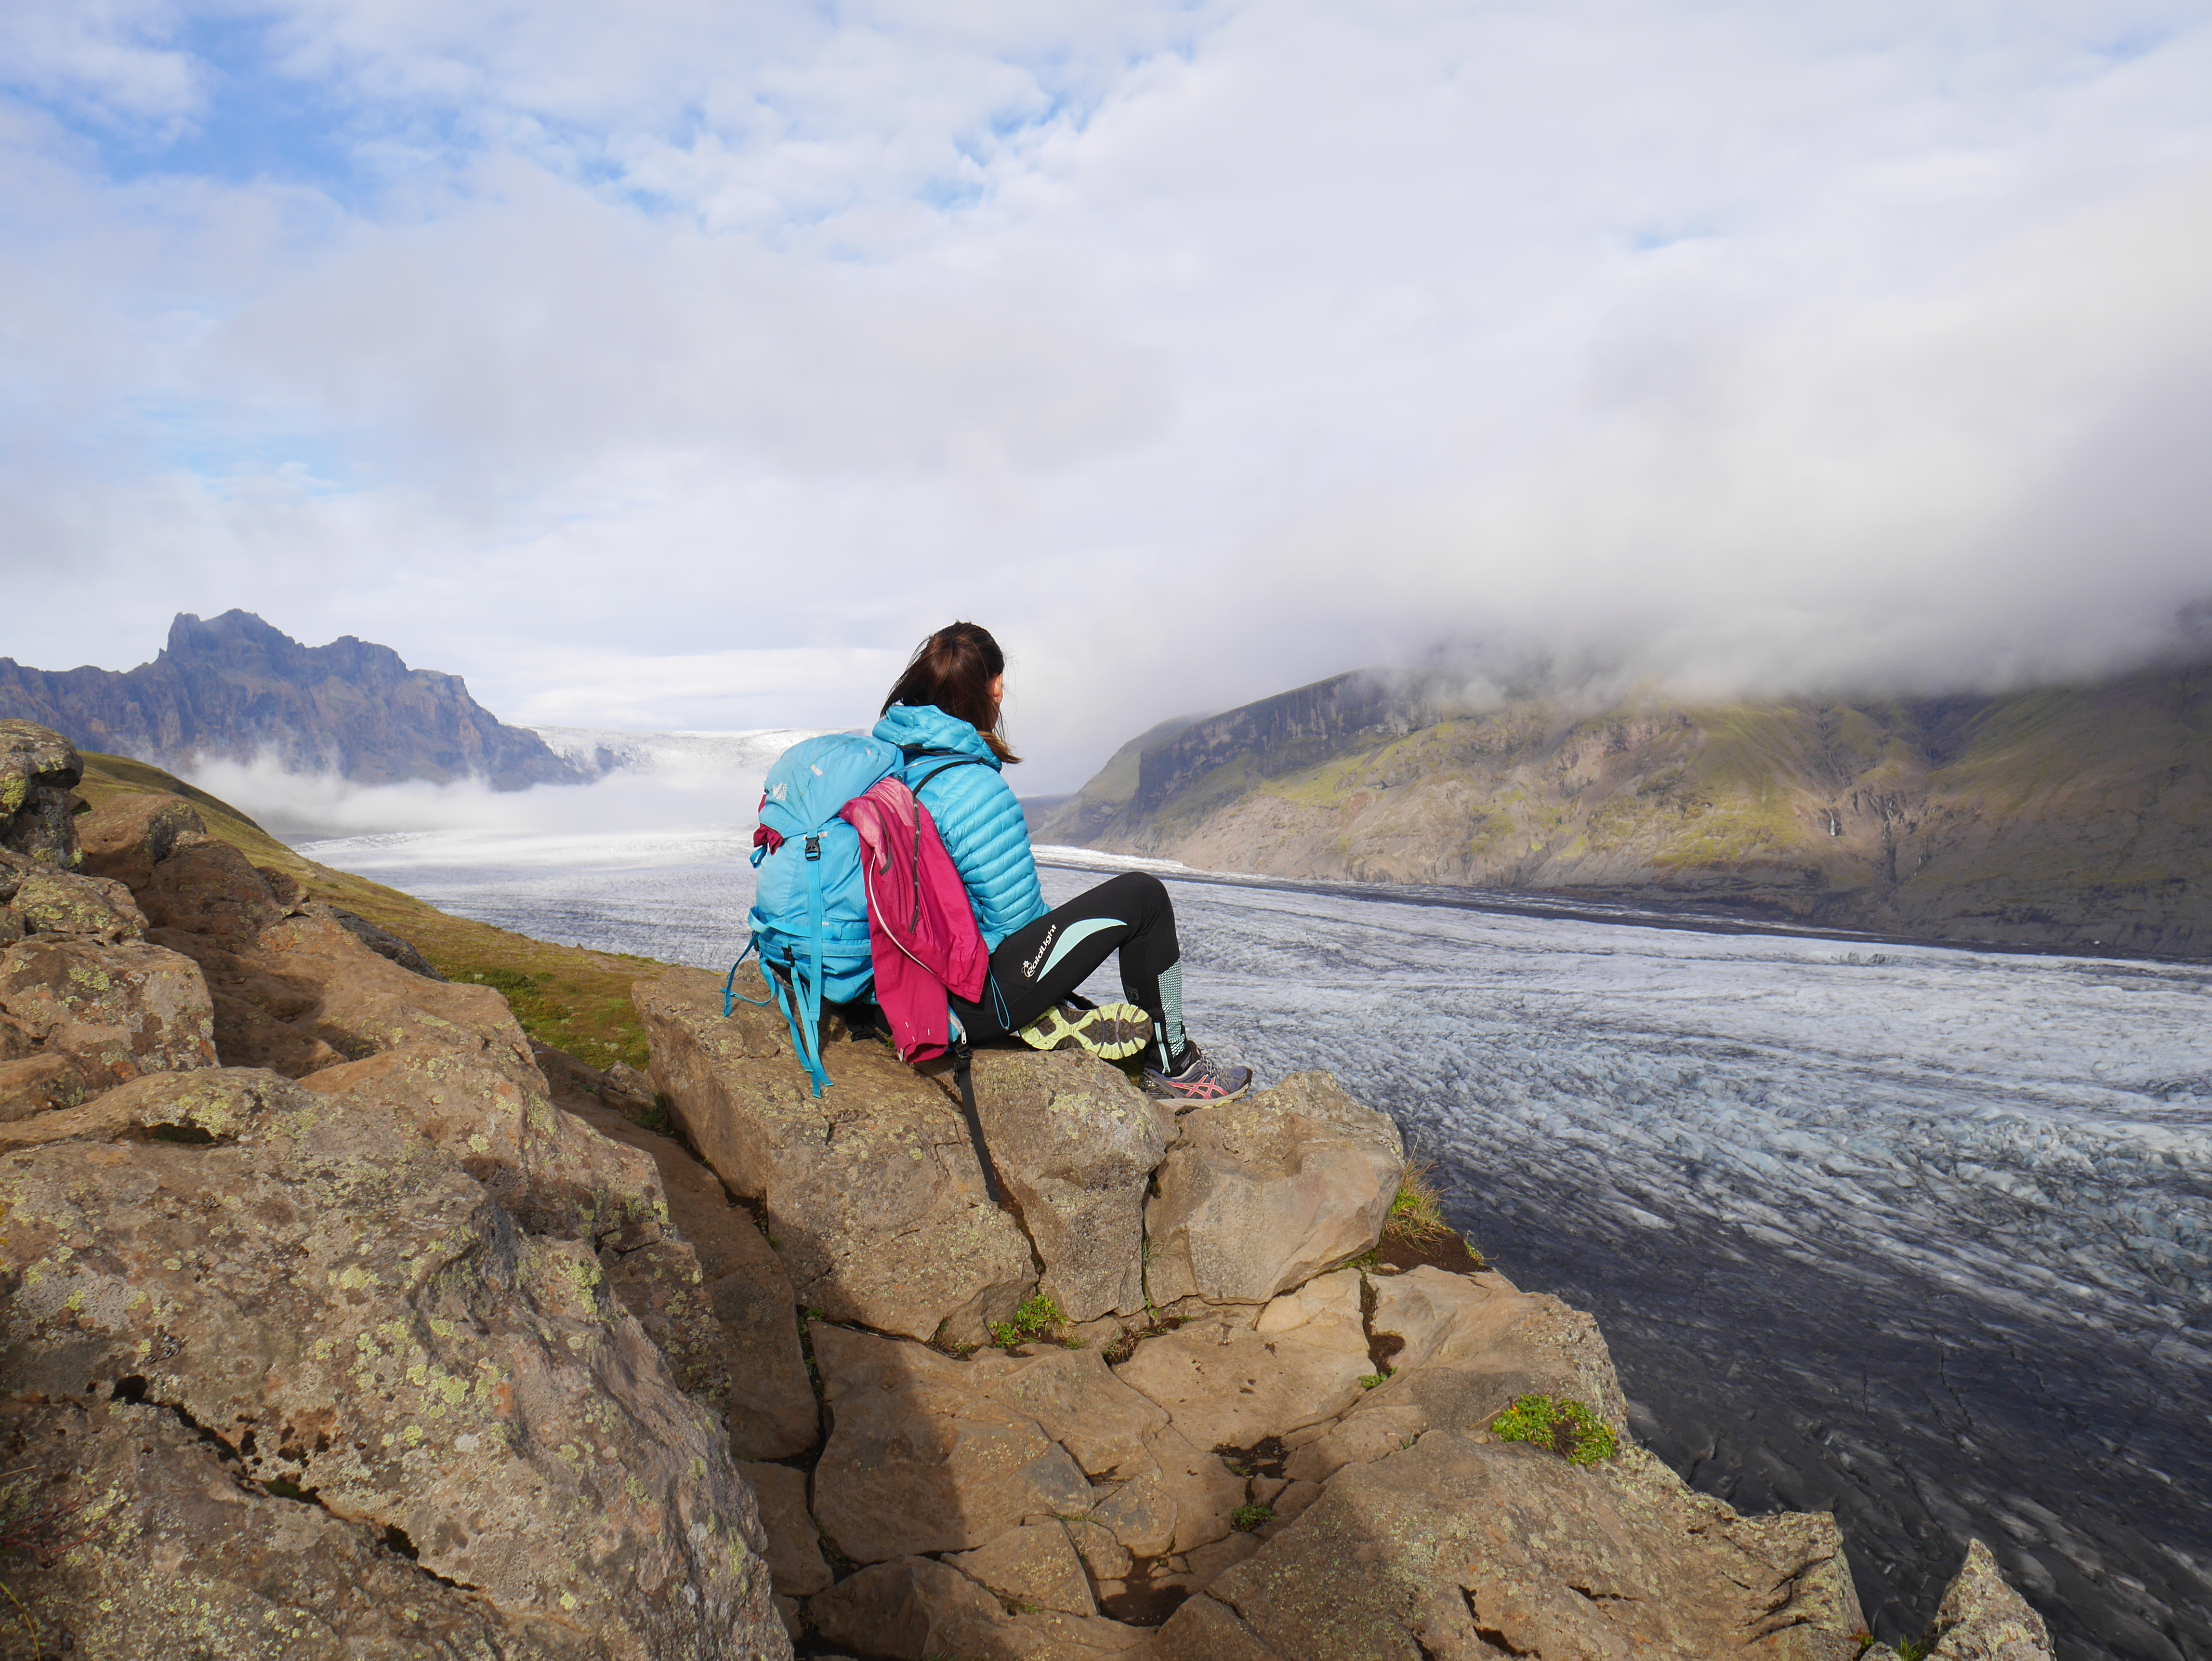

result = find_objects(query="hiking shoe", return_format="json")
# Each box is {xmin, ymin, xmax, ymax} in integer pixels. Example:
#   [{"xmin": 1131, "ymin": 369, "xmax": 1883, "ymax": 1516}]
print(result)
[
  {"xmin": 1141, "ymin": 1043, "xmax": 1252, "ymax": 1104},
  {"xmin": 1017, "ymin": 1000, "xmax": 1155, "ymax": 1061}
]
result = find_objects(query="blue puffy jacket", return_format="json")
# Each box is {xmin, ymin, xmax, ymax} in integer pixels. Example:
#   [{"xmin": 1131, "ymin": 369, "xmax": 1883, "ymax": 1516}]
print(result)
[{"xmin": 872, "ymin": 703, "xmax": 1048, "ymax": 951}]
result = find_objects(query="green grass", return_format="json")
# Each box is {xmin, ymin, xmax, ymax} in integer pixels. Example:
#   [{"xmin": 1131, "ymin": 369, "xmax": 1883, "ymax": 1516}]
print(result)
[
  {"xmin": 1384, "ymin": 1161, "xmax": 1449, "ymax": 1246},
  {"xmin": 989, "ymin": 1292, "xmax": 1066, "ymax": 1351},
  {"xmin": 1489, "ymin": 1394, "xmax": 1618, "ymax": 1468},
  {"xmin": 1230, "ymin": 1504, "xmax": 1274, "ymax": 1532}
]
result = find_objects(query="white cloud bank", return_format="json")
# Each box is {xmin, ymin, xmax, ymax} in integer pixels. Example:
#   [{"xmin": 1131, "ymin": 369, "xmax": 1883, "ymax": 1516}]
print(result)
[{"xmin": 2, "ymin": 0, "xmax": 2209, "ymax": 787}]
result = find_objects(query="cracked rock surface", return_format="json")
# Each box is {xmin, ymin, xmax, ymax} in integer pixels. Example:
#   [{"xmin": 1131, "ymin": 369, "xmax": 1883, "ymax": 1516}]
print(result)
[
  {"xmin": 0, "ymin": 1067, "xmax": 785, "ymax": 1660},
  {"xmin": 1151, "ymin": 1432, "xmax": 1869, "ymax": 1661},
  {"xmin": 1144, "ymin": 1071, "xmax": 1405, "ymax": 1307},
  {"xmin": 637, "ymin": 963, "xmax": 1035, "ymax": 1346}
]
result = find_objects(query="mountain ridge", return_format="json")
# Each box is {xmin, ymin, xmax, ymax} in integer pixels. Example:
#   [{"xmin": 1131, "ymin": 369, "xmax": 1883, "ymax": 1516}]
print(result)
[
  {"xmin": 0, "ymin": 610, "xmax": 582, "ymax": 791},
  {"xmin": 1036, "ymin": 659, "xmax": 2212, "ymax": 957}
]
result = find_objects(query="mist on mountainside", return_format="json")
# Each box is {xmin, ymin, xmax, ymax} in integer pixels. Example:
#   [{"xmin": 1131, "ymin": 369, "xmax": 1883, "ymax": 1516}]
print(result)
[{"xmin": 1037, "ymin": 636, "xmax": 2212, "ymax": 957}]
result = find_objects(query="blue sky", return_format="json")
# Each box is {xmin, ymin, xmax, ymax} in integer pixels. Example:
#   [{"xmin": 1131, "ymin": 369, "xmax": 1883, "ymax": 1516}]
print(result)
[{"xmin": 3, "ymin": 1, "xmax": 2211, "ymax": 786}]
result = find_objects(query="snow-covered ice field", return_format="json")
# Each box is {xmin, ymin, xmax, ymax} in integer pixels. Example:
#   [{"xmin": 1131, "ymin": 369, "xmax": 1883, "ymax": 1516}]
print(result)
[{"xmin": 303, "ymin": 825, "xmax": 2212, "ymax": 1660}]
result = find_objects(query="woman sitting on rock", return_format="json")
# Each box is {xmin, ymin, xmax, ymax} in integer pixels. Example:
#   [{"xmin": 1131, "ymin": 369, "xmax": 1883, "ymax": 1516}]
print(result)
[{"xmin": 872, "ymin": 621, "xmax": 1252, "ymax": 1104}]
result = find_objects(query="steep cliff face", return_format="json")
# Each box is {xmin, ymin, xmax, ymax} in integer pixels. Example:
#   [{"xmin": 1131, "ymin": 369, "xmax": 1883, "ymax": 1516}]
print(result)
[
  {"xmin": 0, "ymin": 611, "xmax": 583, "ymax": 790},
  {"xmin": 1036, "ymin": 661, "xmax": 2212, "ymax": 956}
]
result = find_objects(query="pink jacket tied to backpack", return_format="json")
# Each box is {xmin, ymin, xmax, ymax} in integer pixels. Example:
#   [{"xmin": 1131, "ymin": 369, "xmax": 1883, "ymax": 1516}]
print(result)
[{"xmin": 839, "ymin": 776, "xmax": 989, "ymax": 1063}]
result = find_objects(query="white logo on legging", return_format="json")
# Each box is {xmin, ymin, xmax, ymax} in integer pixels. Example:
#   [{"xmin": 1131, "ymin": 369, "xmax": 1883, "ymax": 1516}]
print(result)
[{"xmin": 1022, "ymin": 925, "xmax": 1058, "ymax": 980}]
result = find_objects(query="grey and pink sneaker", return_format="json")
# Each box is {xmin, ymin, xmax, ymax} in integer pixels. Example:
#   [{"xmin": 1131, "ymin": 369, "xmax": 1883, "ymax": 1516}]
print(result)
[{"xmin": 1141, "ymin": 1042, "xmax": 1252, "ymax": 1104}]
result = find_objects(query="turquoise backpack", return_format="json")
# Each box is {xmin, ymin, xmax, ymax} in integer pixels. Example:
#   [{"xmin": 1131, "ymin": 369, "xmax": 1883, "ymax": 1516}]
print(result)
[
  {"xmin": 732, "ymin": 732, "xmax": 988, "ymax": 1098},
  {"xmin": 733, "ymin": 734, "xmax": 899, "ymax": 1096}
]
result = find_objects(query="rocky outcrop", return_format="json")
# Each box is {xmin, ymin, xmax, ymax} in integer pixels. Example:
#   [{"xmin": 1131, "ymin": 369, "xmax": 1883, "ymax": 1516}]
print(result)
[
  {"xmin": 1870, "ymin": 1538, "xmax": 2058, "ymax": 1661},
  {"xmin": 615, "ymin": 936, "xmax": 2063, "ymax": 1661},
  {"xmin": 75, "ymin": 784, "xmax": 205, "ymax": 889},
  {"xmin": 0, "ymin": 727, "xmax": 791, "ymax": 1659},
  {"xmin": 637, "ymin": 964, "xmax": 1035, "ymax": 1346},
  {"xmin": 1150, "ymin": 1433, "xmax": 1867, "ymax": 1660},
  {"xmin": 0, "ymin": 610, "xmax": 584, "ymax": 789},
  {"xmin": 0, "ymin": 1068, "xmax": 784, "ymax": 1660}
]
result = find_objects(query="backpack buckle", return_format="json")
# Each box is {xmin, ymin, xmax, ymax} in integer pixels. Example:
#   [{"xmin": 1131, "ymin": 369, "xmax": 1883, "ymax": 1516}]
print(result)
[{"xmin": 804, "ymin": 834, "xmax": 822, "ymax": 861}]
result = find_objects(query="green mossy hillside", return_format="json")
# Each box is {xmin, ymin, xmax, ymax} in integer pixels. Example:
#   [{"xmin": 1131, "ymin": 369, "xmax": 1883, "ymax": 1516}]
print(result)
[
  {"xmin": 77, "ymin": 753, "xmax": 665, "ymax": 1069},
  {"xmin": 1037, "ymin": 660, "xmax": 2212, "ymax": 955}
]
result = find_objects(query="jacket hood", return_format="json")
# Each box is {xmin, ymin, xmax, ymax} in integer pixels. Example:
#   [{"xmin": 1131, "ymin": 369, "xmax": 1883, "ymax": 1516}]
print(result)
[{"xmin": 871, "ymin": 703, "xmax": 1003, "ymax": 769}]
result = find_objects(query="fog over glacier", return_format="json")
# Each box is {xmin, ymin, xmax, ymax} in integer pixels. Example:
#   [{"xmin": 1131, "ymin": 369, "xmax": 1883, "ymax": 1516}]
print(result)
[{"xmin": 302, "ymin": 814, "xmax": 2212, "ymax": 1661}]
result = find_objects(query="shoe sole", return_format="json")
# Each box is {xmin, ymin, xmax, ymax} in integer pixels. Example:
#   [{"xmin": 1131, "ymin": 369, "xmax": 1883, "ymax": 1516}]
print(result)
[
  {"xmin": 1141, "ymin": 1074, "xmax": 1252, "ymax": 1105},
  {"xmin": 1018, "ymin": 1002, "xmax": 1155, "ymax": 1062}
]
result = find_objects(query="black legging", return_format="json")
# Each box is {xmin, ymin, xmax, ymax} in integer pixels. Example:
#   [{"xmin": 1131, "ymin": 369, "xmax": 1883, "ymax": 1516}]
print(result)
[{"xmin": 950, "ymin": 871, "xmax": 1187, "ymax": 1068}]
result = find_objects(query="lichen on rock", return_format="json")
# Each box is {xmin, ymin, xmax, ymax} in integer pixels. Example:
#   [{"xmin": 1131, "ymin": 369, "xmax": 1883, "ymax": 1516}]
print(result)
[
  {"xmin": 0, "ymin": 1067, "xmax": 787, "ymax": 1660},
  {"xmin": 0, "ymin": 720, "xmax": 85, "ymax": 871}
]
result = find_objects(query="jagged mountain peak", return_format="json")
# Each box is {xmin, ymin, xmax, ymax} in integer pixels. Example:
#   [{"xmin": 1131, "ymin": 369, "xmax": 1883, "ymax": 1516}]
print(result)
[{"xmin": 0, "ymin": 615, "xmax": 580, "ymax": 791}]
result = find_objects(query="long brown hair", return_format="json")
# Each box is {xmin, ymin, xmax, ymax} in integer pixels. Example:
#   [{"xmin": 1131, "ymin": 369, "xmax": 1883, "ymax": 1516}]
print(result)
[{"xmin": 881, "ymin": 621, "xmax": 1019, "ymax": 764}]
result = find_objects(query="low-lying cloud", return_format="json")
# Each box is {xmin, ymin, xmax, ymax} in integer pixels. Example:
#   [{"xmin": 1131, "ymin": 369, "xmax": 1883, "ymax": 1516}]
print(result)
[
  {"xmin": 191, "ymin": 752, "xmax": 777, "ymax": 844},
  {"xmin": 3, "ymin": 2, "xmax": 2209, "ymax": 789}
]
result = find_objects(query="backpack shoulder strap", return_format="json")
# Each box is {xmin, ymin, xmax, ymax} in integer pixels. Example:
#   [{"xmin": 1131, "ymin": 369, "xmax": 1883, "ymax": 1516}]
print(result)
[{"xmin": 904, "ymin": 748, "xmax": 991, "ymax": 799}]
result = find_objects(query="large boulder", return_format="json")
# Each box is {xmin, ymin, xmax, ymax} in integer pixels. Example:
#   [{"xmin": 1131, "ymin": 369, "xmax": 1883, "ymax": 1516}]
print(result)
[
  {"xmin": 0, "ymin": 720, "xmax": 82, "ymax": 870},
  {"xmin": 969, "ymin": 1048, "xmax": 1170, "ymax": 1322},
  {"xmin": 0, "ymin": 936, "xmax": 216, "ymax": 1088},
  {"xmin": 0, "ymin": 1068, "xmax": 789, "ymax": 1660},
  {"xmin": 76, "ymin": 788, "xmax": 208, "ymax": 890},
  {"xmin": 1144, "ymin": 1072, "xmax": 1404, "ymax": 1307},
  {"xmin": 163, "ymin": 904, "xmax": 541, "ymax": 1080},
  {"xmin": 0, "ymin": 853, "xmax": 148, "ymax": 942},
  {"xmin": 636, "ymin": 966, "xmax": 1033, "ymax": 1345},
  {"xmin": 1116, "ymin": 1270, "xmax": 1375, "ymax": 1453},
  {"xmin": 1149, "ymin": 1431, "xmax": 1868, "ymax": 1661},
  {"xmin": 297, "ymin": 1043, "xmax": 667, "ymax": 1243},
  {"xmin": 136, "ymin": 835, "xmax": 286, "ymax": 946},
  {"xmin": 1280, "ymin": 1264, "xmax": 1629, "ymax": 1486}
]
